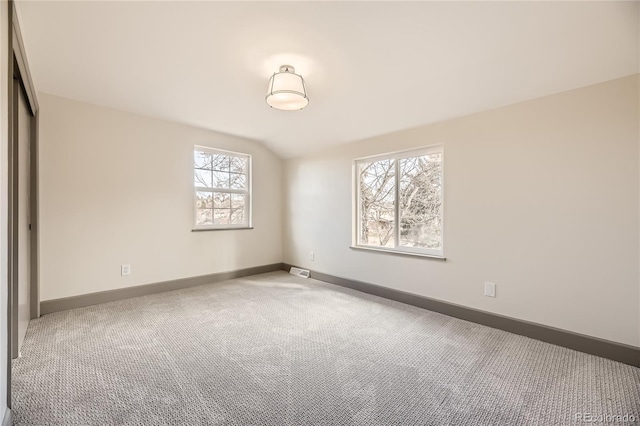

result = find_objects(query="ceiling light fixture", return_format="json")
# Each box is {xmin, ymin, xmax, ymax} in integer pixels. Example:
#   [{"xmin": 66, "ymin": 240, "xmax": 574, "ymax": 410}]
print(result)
[{"xmin": 265, "ymin": 65, "xmax": 309, "ymax": 111}]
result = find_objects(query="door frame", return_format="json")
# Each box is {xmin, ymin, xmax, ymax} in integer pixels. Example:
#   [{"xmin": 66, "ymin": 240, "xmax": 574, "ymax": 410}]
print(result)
[
  {"xmin": 6, "ymin": 0, "xmax": 39, "ymax": 407},
  {"xmin": 10, "ymin": 59, "xmax": 36, "ymax": 359}
]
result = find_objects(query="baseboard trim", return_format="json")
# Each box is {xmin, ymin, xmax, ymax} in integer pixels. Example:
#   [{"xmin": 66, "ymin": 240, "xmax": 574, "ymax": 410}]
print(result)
[
  {"xmin": 2, "ymin": 408, "xmax": 11, "ymax": 426},
  {"xmin": 41, "ymin": 263, "xmax": 284, "ymax": 315},
  {"xmin": 283, "ymin": 263, "xmax": 640, "ymax": 368}
]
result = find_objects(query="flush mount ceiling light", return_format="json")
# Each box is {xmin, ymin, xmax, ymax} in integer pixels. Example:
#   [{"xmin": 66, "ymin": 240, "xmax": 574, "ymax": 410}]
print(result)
[{"xmin": 266, "ymin": 65, "xmax": 309, "ymax": 111}]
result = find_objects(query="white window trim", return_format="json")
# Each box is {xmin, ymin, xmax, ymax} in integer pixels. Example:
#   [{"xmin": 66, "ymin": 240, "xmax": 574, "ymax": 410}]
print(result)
[
  {"xmin": 353, "ymin": 145, "xmax": 444, "ymax": 258},
  {"xmin": 193, "ymin": 145, "xmax": 252, "ymax": 230}
]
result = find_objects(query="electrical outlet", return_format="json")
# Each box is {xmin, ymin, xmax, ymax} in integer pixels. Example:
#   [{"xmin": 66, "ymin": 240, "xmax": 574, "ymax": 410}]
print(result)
[
  {"xmin": 310, "ymin": 251, "xmax": 315, "ymax": 261},
  {"xmin": 121, "ymin": 264, "xmax": 131, "ymax": 276},
  {"xmin": 484, "ymin": 282, "xmax": 496, "ymax": 298}
]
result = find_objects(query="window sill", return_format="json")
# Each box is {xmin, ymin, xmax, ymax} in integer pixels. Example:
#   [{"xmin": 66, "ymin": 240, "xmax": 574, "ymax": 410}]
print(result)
[
  {"xmin": 192, "ymin": 227, "xmax": 254, "ymax": 232},
  {"xmin": 350, "ymin": 245, "xmax": 446, "ymax": 260}
]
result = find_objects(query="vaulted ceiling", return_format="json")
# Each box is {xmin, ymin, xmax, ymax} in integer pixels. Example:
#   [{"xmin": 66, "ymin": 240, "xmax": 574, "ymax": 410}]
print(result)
[{"xmin": 16, "ymin": 1, "xmax": 639, "ymax": 158}]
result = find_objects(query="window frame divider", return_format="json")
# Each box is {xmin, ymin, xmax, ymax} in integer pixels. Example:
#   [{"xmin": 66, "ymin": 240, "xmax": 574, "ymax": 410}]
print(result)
[{"xmin": 394, "ymin": 158, "xmax": 400, "ymax": 248}]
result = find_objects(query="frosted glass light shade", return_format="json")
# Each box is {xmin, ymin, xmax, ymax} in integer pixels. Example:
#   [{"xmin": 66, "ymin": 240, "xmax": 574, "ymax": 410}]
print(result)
[{"xmin": 266, "ymin": 65, "xmax": 309, "ymax": 111}]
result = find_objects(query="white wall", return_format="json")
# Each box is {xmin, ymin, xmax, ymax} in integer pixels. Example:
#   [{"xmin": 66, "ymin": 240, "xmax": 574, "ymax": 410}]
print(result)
[
  {"xmin": 284, "ymin": 75, "xmax": 640, "ymax": 347},
  {"xmin": 39, "ymin": 93, "xmax": 283, "ymax": 301},
  {"xmin": 0, "ymin": 0, "xmax": 9, "ymax": 419}
]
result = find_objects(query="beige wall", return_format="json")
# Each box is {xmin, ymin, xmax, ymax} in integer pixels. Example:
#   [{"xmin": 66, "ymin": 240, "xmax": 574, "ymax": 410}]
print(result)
[
  {"xmin": 284, "ymin": 75, "xmax": 640, "ymax": 347},
  {"xmin": 38, "ymin": 76, "xmax": 640, "ymax": 346},
  {"xmin": 39, "ymin": 93, "xmax": 283, "ymax": 301}
]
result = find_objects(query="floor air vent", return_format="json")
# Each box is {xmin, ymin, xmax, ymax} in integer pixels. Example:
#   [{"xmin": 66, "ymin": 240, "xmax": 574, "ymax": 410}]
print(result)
[{"xmin": 289, "ymin": 267, "xmax": 310, "ymax": 278}]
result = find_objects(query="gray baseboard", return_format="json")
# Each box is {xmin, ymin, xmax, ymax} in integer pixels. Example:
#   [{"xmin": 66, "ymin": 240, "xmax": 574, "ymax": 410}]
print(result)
[
  {"xmin": 2, "ymin": 408, "xmax": 11, "ymax": 426},
  {"xmin": 41, "ymin": 263, "xmax": 284, "ymax": 315},
  {"xmin": 282, "ymin": 264, "xmax": 640, "ymax": 368}
]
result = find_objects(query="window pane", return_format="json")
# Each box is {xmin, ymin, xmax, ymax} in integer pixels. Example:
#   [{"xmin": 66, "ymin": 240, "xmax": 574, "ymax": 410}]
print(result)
[
  {"xmin": 229, "ymin": 173, "xmax": 246, "ymax": 190},
  {"xmin": 194, "ymin": 169, "xmax": 212, "ymax": 188},
  {"xmin": 230, "ymin": 157, "xmax": 247, "ymax": 174},
  {"xmin": 196, "ymin": 209, "xmax": 213, "ymax": 225},
  {"xmin": 358, "ymin": 159, "xmax": 395, "ymax": 247},
  {"xmin": 231, "ymin": 194, "xmax": 245, "ymax": 225},
  {"xmin": 213, "ymin": 209, "xmax": 230, "ymax": 225},
  {"xmin": 211, "ymin": 154, "xmax": 230, "ymax": 172},
  {"xmin": 212, "ymin": 171, "xmax": 230, "ymax": 189},
  {"xmin": 194, "ymin": 151, "xmax": 212, "ymax": 169},
  {"xmin": 195, "ymin": 191, "xmax": 213, "ymax": 209},
  {"xmin": 399, "ymin": 154, "xmax": 442, "ymax": 249},
  {"xmin": 230, "ymin": 209, "xmax": 244, "ymax": 224},
  {"xmin": 213, "ymin": 192, "xmax": 230, "ymax": 209},
  {"xmin": 231, "ymin": 193, "xmax": 245, "ymax": 208}
]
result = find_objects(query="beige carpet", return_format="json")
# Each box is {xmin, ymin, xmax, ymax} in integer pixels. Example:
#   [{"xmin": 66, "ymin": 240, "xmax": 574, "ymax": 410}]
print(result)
[{"xmin": 12, "ymin": 271, "xmax": 640, "ymax": 425}]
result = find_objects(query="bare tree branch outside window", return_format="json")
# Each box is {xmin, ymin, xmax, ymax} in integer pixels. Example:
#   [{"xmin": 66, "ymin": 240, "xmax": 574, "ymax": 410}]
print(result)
[
  {"xmin": 194, "ymin": 148, "xmax": 250, "ymax": 227},
  {"xmin": 359, "ymin": 159, "xmax": 396, "ymax": 247},
  {"xmin": 357, "ymin": 148, "xmax": 442, "ymax": 254}
]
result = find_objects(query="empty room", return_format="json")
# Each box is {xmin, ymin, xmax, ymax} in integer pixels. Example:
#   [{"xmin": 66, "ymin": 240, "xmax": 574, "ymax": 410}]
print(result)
[{"xmin": 0, "ymin": 0, "xmax": 638, "ymax": 425}]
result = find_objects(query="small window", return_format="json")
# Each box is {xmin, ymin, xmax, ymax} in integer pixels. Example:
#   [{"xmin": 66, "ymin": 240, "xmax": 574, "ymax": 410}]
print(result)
[
  {"xmin": 355, "ymin": 146, "xmax": 443, "ymax": 257},
  {"xmin": 193, "ymin": 146, "xmax": 251, "ymax": 229}
]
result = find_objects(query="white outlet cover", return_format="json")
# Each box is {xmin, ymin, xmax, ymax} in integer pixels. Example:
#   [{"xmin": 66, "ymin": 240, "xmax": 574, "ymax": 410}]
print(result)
[
  {"xmin": 310, "ymin": 251, "xmax": 315, "ymax": 261},
  {"xmin": 484, "ymin": 282, "xmax": 496, "ymax": 298},
  {"xmin": 121, "ymin": 264, "xmax": 131, "ymax": 276}
]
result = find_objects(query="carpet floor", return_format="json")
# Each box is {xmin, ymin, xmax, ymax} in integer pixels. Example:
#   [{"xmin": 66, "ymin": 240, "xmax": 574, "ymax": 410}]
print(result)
[{"xmin": 11, "ymin": 271, "xmax": 640, "ymax": 425}]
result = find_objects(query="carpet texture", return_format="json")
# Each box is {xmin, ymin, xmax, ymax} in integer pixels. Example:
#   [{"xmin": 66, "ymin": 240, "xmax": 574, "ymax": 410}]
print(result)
[{"xmin": 12, "ymin": 271, "xmax": 640, "ymax": 425}]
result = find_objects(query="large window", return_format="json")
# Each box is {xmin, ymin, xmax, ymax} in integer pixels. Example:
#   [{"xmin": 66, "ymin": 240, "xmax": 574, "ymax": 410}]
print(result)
[
  {"xmin": 355, "ymin": 146, "xmax": 443, "ymax": 257},
  {"xmin": 193, "ymin": 146, "xmax": 251, "ymax": 229}
]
